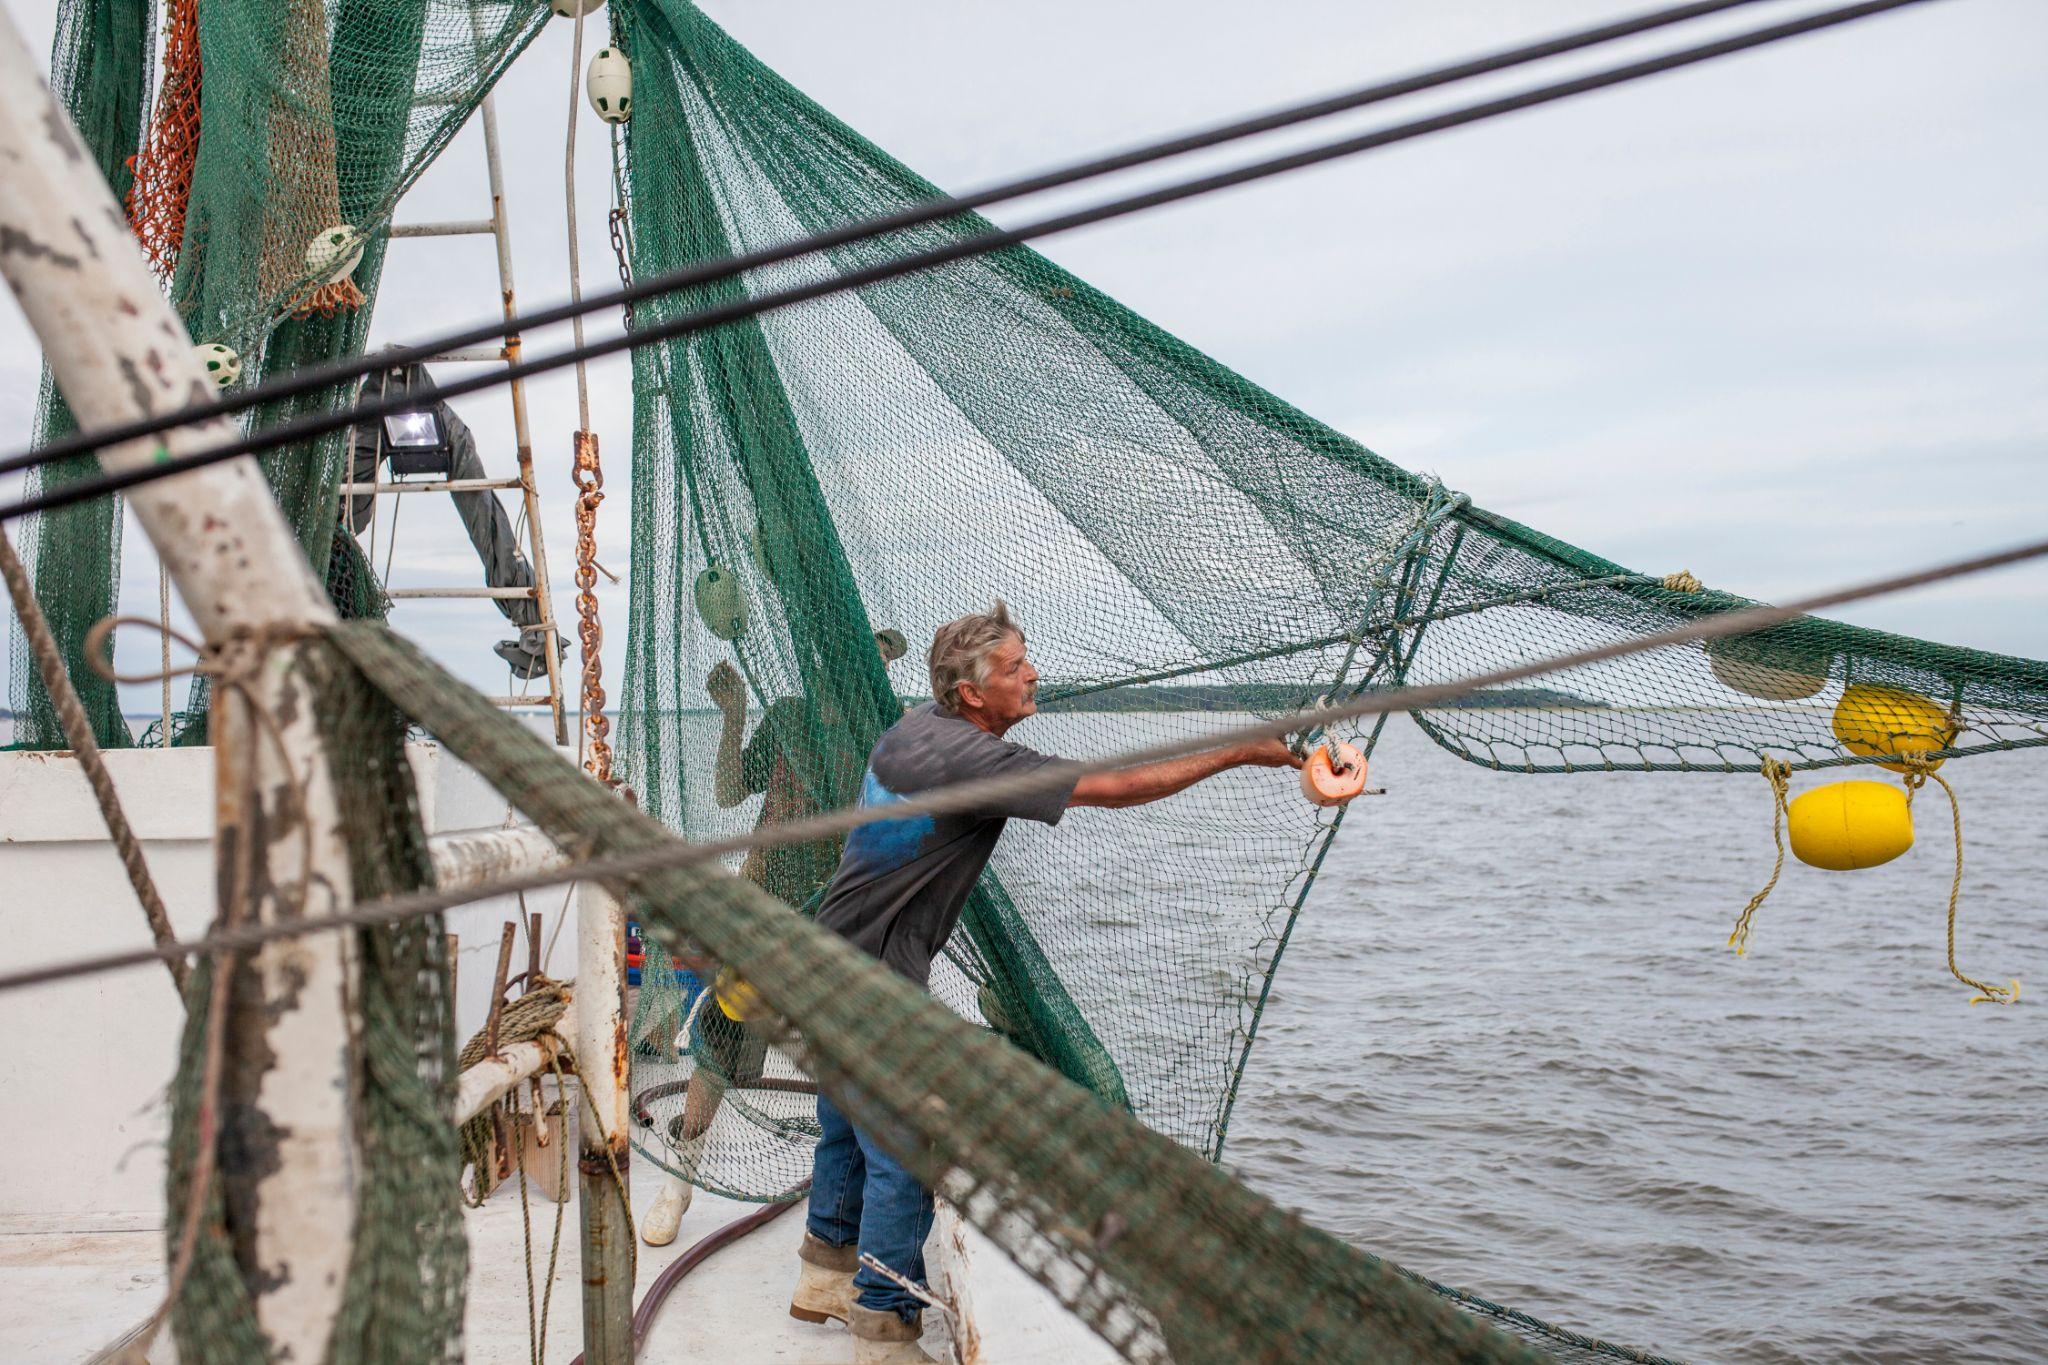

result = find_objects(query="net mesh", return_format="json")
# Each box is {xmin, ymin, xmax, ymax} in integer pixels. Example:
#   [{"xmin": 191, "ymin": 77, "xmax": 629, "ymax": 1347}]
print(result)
[
  {"xmin": 166, "ymin": 637, "xmax": 465, "ymax": 1364},
  {"xmin": 340, "ymin": 618, "xmax": 1613, "ymax": 1365},
  {"xmin": 12, "ymin": 0, "xmax": 2045, "ymax": 1357},
  {"xmin": 4, "ymin": 0, "xmax": 154, "ymax": 752},
  {"xmin": 9, "ymin": 0, "xmax": 551, "ymax": 750},
  {"xmin": 608, "ymin": 0, "xmax": 2048, "ymax": 1216}
]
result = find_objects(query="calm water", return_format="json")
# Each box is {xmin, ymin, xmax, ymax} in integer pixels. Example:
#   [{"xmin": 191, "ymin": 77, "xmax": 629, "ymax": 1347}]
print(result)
[{"xmin": 1221, "ymin": 717, "xmax": 2045, "ymax": 1363}]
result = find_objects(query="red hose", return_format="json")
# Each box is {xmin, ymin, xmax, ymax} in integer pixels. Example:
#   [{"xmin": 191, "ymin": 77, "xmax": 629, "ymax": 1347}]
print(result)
[{"xmin": 567, "ymin": 1188, "xmax": 806, "ymax": 1364}]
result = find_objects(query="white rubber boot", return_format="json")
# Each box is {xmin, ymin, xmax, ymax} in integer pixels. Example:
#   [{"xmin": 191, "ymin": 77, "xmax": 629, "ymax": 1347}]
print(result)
[
  {"xmin": 849, "ymin": 1305, "xmax": 937, "ymax": 1364},
  {"xmin": 640, "ymin": 1168, "xmax": 693, "ymax": 1247},
  {"xmin": 788, "ymin": 1233, "xmax": 857, "ymax": 1325}
]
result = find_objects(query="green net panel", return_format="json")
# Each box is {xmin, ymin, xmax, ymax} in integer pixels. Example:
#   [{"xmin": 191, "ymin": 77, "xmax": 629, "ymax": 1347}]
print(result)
[
  {"xmin": 166, "ymin": 637, "xmax": 465, "ymax": 1364},
  {"xmin": 609, "ymin": 0, "xmax": 2048, "ymax": 1209},
  {"xmin": 169, "ymin": 0, "xmax": 552, "ymax": 744},
  {"xmin": 9, "ymin": 0, "xmax": 551, "ymax": 749},
  {"xmin": 342, "ymin": 618, "xmax": 1620, "ymax": 1365},
  {"xmin": 5, "ymin": 0, "xmax": 154, "ymax": 751}
]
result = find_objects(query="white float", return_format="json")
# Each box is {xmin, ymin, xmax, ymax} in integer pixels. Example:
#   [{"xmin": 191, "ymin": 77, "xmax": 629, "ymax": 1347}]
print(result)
[
  {"xmin": 193, "ymin": 341, "xmax": 240, "ymax": 388},
  {"xmin": 305, "ymin": 223, "xmax": 365, "ymax": 285},
  {"xmin": 587, "ymin": 47, "xmax": 632, "ymax": 124}
]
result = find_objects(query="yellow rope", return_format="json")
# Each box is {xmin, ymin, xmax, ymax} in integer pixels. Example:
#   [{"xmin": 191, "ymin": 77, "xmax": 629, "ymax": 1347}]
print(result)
[
  {"xmin": 1899, "ymin": 758, "xmax": 2019, "ymax": 1006},
  {"xmin": 1661, "ymin": 569, "xmax": 1703, "ymax": 593},
  {"xmin": 1727, "ymin": 757, "xmax": 1792, "ymax": 955}
]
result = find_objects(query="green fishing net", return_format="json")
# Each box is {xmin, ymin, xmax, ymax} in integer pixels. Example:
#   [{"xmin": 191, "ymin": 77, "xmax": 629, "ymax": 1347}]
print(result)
[
  {"xmin": 343, "ymin": 619, "xmax": 1581, "ymax": 1365},
  {"xmin": 607, "ymin": 0, "xmax": 2048, "ymax": 1213},
  {"xmin": 165, "ymin": 639, "xmax": 466, "ymax": 1364},
  {"xmin": 5, "ymin": 0, "xmax": 154, "ymax": 751},
  {"xmin": 10, "ymin": 0, "xmax": 551, "ymax": 748}
]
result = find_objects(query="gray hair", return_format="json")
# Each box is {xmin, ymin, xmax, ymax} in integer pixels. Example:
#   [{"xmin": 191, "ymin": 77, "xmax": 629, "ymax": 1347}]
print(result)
[{"xmin": 929, "ymin": 600, "xmax": 1026, "ymax": 713}]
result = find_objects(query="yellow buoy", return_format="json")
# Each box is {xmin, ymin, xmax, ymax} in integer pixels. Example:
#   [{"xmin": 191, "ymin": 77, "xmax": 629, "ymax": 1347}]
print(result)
[
  {"xmin": 1831, "ymin": 684, "xmax": 1955, "ymax": 774},
  {"xmin": 712, "ymin": 966, "xmax": 764, "ymax": 1022},
  {"xmin": 1787, "ymin": 780, "xmax": 1914, "ymax": 870}
]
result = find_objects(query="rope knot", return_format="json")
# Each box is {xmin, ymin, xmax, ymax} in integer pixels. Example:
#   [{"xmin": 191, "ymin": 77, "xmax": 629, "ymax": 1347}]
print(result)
[
  {"xmin": 1661, "ymin": 570, "xmax": 1704, "ymax": 594},
  {"xmin": 1895, "ymin": 751, "xmax": 1938, "ymax": 798},
  {"xmin": 81, "ymin": 613, "xmax": 320, "ymax": 691}
]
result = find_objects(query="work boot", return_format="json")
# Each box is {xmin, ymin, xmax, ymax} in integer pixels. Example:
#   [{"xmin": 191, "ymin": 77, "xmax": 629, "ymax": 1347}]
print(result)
[
  {"xmin": 848, "ymin": 1304, "xmax": 937, "ymax": 1364},
  {"xmin": 639, "ymin": 1170, "xmax": 692, "ymax": 1247},
  {"xmin": 788, "ymin": 1232, "xmax": 857, "ymax": 1325}
]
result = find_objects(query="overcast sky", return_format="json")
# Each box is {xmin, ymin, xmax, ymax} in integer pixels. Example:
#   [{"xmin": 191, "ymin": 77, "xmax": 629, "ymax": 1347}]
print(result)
[{"xmin": 2, "ymin": 0, "xmax": 2043, "ymax": 712}]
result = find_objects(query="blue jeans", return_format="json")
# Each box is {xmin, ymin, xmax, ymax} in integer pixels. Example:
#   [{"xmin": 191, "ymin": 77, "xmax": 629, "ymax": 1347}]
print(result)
[{"xmin": 808, "ymin": 1090, "xmax": 934, "ymax": 1320}]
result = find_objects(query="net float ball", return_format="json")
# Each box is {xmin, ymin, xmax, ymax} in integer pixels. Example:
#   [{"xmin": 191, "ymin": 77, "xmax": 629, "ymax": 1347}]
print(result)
[
  {"xmin": 193, "ymin": 342, "xmax": 240, "ymax": 389},
  {"xmin": 1301, "ymin": 738, "xmax": 1367, "ymax": 807},
  {"xmin": 305, "ymin": 224, "xmax": 365, "ymax": 286},
  {"xmin": 1788, "ymin": 780, "xmax": 1914, "ymax": 871},
  {"xmin": 549, "ymin": 0, "xmax": 604, "ymax": 16},
  {"xmin": 711, "ymin": 967, "xmax": 764, "ymax": 1022},
  {"xmin": 692, "ymin": 564, "xmax": 748, "ymax": 641},
  {"xmin": 1832, "ymin": 684, "xmax": 1956, "ymax": 774},
  {"xmin": 1706, "ymin": 636, "xmax": 1831, "ymax": 702},
  {"xmin": 588, "ymin": 48, "xmax": 633, "ymax": 124}
]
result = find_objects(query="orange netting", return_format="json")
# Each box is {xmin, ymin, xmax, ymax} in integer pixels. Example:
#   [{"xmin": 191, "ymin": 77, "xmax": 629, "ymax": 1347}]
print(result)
[{"xmin": 125, "ymin": 0, "xmax": 200, "ymax": 283}]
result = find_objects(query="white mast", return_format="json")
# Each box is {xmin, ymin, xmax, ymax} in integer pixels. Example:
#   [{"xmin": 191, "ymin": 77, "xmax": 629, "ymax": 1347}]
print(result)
[{"xmin": 0, "ymin": 13, "xmax": 360, "ymax": 1359}]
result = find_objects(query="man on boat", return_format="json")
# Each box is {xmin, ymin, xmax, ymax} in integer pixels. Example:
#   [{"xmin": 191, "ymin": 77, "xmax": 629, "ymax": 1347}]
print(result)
[
  {"xmin": 789, "ymin": 600, "xmax": 1301, "ymax": 1363},
  {"xmin": 641, "ymin": 628, "xmax": 910, "ymax": 1246}
]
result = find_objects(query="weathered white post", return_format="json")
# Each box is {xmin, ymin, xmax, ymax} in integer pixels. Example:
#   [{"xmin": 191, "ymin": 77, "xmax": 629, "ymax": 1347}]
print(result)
[
  {"xmin": 0, "ymin": 13, "xmax": 359, "ymax": 1359},
  {"xmin": 577, "ymin": 880, "xmax": 634, "ymax": 1363}
]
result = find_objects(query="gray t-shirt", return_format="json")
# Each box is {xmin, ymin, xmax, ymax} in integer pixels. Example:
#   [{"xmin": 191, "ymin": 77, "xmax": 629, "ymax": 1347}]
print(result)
[{"xmin": 814, "ymin": 702, "xmax": 1081, "ymax": 985}]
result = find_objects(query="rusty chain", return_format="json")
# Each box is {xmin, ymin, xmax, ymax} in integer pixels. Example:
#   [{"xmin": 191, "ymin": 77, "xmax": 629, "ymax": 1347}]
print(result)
[{"xmin": 571, "ymin": 430, "xmax": 615, "ymax": 786}]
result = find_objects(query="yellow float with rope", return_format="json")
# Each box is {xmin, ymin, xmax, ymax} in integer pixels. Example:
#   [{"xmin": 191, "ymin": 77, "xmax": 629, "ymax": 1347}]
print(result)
[
  {"xmin": 1725, "ymin": 702, "xmax": 2017, "ymax": 1003},
  {"xmin": 713, "ymin": 966, "xmax": 765, "ymax": 1022},
  {"xmin": 1785, "ymin": 780, "xmax": 1913, "ymax": 870},
  {"xmin": 1830, "ymin": 683, "xmax": 1957, "ymax": 773}
]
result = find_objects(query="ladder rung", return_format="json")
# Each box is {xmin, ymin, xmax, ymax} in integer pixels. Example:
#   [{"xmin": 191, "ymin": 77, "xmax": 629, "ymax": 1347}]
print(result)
[
  {"xmin": 337, "ymin": 478, "xmax": 523, "ymax": 495},
  {"xmin": 387, "ymin": 586, "xmax": 538, "ymax": 600},
  {"xmin": 427, "ymin": 347, "xmax": 508, "ymax": 363},
  {"xmin": 390, "ymin": 219, "xmax": 496, "ymax": 238}
]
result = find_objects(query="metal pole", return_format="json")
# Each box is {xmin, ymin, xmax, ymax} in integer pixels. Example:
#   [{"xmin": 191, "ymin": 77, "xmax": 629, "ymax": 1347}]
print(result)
[
  {"xmin": 0, "ymin": 14, "xmax": 357, "ymax": 1360},
  {"xmin": 478, "ymin": 92, "xmax": 569, "ymax": 747},
  {"xmin": 576, "ymin": 880, "xmax": 633, "ymax": 1364}
]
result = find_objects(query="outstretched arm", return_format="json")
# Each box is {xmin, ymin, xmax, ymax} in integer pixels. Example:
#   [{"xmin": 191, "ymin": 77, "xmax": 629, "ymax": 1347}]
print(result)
[
  {"xmin": 708, "ymin": 661, "xmax": 753, "ymax": 808},
  {"xmin": 1068, "ymin": 738, "xmax": 1301, "ymax": 810}
]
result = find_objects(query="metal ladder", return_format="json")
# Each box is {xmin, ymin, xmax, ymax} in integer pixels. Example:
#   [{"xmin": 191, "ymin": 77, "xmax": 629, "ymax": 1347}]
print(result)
[{"xmin": 342, "ymin": 90, "xmax": 568, "ymax": 746}]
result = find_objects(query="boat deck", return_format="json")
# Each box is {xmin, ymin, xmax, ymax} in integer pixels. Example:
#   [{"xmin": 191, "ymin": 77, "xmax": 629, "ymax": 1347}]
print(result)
[{"xmin": 0, "ymin": 1154, "xmax": 1115, "ymax": 1363}]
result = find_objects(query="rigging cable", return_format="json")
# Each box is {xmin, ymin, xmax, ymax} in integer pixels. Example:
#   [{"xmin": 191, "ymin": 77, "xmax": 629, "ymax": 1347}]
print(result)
[
  {"xmin": 0, "ymin": 0, "xmax": 1933, "ymax": 513},
  {"xmin": 2, "ymin": 0, "xmax": 1780, "ymax": 477}
]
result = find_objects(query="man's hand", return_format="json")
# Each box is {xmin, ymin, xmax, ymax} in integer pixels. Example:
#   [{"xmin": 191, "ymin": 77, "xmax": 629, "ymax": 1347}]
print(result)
[
  {"xmin": 706, "ymin": 660, "xmax": 747, "ymax": 715},
  {"xmin": 1231, "ymin": 737, "xmax": 1304, "ymax": 770}
]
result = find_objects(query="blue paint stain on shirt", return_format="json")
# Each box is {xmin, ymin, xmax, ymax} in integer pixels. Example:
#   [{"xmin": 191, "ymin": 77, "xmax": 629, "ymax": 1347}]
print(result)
[{"xmin": 841, "ymin": 768, "xmax": 935, "ymax": 875}]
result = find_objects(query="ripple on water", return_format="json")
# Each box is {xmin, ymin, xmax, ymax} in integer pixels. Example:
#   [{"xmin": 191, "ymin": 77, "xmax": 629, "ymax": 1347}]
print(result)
[{"xmin": 1218, "ymin": 718, "xmax": 2047, "ymax": 1363}]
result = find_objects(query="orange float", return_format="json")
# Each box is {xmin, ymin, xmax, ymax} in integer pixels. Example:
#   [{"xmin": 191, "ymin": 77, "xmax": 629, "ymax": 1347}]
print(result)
[{"xmin": 1301, "ymin": 739, "xmax": 1368, "ymax": 807}]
